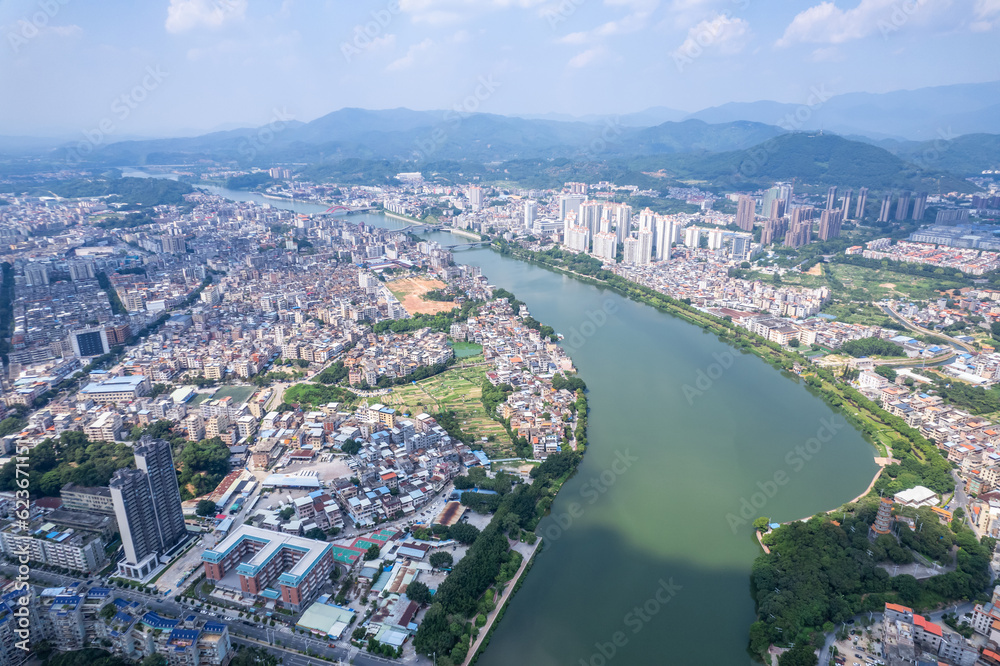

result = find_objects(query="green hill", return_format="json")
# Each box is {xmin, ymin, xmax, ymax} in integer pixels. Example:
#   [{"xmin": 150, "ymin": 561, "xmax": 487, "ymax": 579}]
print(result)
[{"xmin": 651, "ymin": 132, "xmax": 975, "ymax": 192}]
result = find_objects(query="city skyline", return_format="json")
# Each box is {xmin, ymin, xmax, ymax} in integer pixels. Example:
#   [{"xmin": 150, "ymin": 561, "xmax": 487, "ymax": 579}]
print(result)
[{"xmin": 1, "ymin": 0, "xmax": 999, "ymax": 136}]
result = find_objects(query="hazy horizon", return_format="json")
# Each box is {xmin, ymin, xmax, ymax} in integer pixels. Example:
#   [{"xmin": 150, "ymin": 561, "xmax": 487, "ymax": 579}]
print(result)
[{"xmin": 2, "ymin": 0, "xmax": 999, "ymax": 138}]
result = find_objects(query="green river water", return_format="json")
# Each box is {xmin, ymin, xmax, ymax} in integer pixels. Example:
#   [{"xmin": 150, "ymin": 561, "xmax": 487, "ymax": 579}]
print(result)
[{"xmin": 186, "ymin": 182, "xmax": 879, "ymax": 665}]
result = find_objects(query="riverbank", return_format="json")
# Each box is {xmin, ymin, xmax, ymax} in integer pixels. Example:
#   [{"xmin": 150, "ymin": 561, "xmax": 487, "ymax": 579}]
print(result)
[
  {"xmin": 494, "ymin": 242, "xmax": 952, "ymax": 499},
  {"xmin": 383, "ymin": 210, "xmax": 429, "ymax": 225}
]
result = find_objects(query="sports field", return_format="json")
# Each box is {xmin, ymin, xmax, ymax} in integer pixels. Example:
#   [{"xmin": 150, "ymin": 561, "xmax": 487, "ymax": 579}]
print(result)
[{"xmin": 212, "ymin": 385, "xmax": 256, "ymax": 404}]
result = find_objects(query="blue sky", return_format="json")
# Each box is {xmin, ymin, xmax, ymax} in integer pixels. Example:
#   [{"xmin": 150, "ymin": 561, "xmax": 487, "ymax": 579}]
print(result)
[{"xmin": 1, "ymin": 0, "xmax": 998, "ymax": 137}]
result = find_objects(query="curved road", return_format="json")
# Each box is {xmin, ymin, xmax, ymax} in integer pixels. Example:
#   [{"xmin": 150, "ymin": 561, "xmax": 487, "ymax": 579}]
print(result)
[{"xmin": 879, "ymin": 304, "xmax": 976, "ymax": 354}]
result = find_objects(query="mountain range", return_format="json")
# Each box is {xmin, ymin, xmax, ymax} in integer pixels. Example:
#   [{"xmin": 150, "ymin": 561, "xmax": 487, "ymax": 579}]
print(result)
[{"xmin": 2, "ymin": 80, "xmax": 997, "ymax": 192}]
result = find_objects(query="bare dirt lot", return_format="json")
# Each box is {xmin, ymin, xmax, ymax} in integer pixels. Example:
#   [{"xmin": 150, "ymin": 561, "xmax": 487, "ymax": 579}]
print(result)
[{"xmin": 386, "ymin": 277, "xmax": 457, "ymax": 315}]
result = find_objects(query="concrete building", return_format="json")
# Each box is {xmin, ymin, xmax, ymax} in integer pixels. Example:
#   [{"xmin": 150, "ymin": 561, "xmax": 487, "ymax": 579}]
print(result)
[
  {"xmin": 79, "ymin": 375, "xmax": 151, "ymax": 404},
  {"xmin": 202, "ymin": 525, "xmax": 335, "ymax": 611},
  {"xmin": 69, "ymin": 327, "xmax": 110, "ymax": 358},
  {"xmin": 592, "ymin": 231, "xmax": 618, "ymax": 263},
  {"xmin": 60, "ymin": 483, "xmax": 115, "ymax": 514},
  {"xmin": 855, "ymin": 187, "xmax": 868, "ymax": 219},
  {"xmin": 735, "ymin": 195, "xmax": 755, "ymax": 232},
  {"xmin": 0, "ymin": 520, "xmax": 108, "ymax": 573},
  {"xmin": 110, "ymin": 437, "xmax": 187, "ymax": 581}
]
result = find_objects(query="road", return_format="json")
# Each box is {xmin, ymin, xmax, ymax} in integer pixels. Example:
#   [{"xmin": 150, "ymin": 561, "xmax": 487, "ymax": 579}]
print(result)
[
  {"xmin": 879, "ymin": 303, "xmax": 976, "ymax": 353},
  {"xmin": 9, "ymin": 565, "xmax": 416, "ymax": 666}
]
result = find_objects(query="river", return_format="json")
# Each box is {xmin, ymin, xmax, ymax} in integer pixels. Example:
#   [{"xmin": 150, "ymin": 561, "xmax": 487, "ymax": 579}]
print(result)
[{"xmin": 136, "ymin": 172, "xmax": 879, "ymax": 665}]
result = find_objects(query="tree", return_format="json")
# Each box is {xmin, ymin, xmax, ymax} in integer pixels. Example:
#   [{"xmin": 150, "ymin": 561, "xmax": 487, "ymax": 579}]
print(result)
[
  {"xmin": 365, "ymin": 543, "xmax": 381, "ymax": 560},
  {"xmin": 341, "ymin": 439, "xmax": 362, "ymax": 455},
  {"xmin": 305, "ymin": 527, "xmax": 327, "ymax": 541},
  {"xmin": 875, "ymin": 365, "xmax": 897, "ymax": 382},
  {"xmin": 279, "ymin": 507, "xmax": 294, "ymax": 521},
  {"xmin": 448, "ymin": 523, "xmax": 479, "ymax": 545},
  {"xmin": 196, "ymin": 500, "xmax": 217, "ymax": 517},
  {"xmin": 429, "ymin": 551, "xmax": 454, "ymax": 569},
  {"xmin": 407, "ymin": 580, "xmax": 432, "ymax": 604},
  {"xmin": 141, "ymin": 656, "xmax": 168, "ymax": 666},
  {"xmin": 99, "ymin": 603, "xmax": 117, "ymax": 621},
  {"xmin": 229, "ymin": 646, "xmax": 280, "ymax": 666},
  {"xmin": 752, "ymin": 517, "xmax": 769, "ymax": 531},
  {"xmin": 778, "ymin": 644, "xmax": 818, "ymax": 666}
]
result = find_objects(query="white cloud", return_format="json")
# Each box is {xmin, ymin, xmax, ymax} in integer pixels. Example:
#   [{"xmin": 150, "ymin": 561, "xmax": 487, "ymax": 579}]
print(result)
[
  {"xmin": 810, "ymin": 45, "xmax": 846, "ymax": 61},
  {"xmin": 672, "ymin": 13, "xmax": 750, "ymax": 58},
  {"xmin": 166, "ymin": 0, "xmax": 247, "ymax": 33},
  {"xmin": 775, "ymin": 0, "xmax": 954, "ymax": 47},
  {"xmin": 399, "ymin": 0, "xmax": 547, "ymax": 23},
  {"xmin": 971, "ymin": 0, "xmax": 1000, "ymax": 30},
  {"xmin": 555, "ymin": 1, "xmax": 656, "ymax": 45},
  {"xmin": 386, "ymin": 38, "xmax": 434, "ymax": 71},
  {"xmin": 370, "ymin": 34, "xmax": 397, "ymax": 51},
  {"xmin": 568, "ymin": 45, "xmax": 608, "ymax": 67}
]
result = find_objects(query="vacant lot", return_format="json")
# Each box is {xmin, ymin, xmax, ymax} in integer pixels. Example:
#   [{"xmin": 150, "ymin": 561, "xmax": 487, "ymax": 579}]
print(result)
[
  {"xmin": 383, "ymin": 366, "xmax": 515, "ymax": 457},
  {"xmin": 386, "ymin": 276, "xmax": 457, "ymax": 315}
]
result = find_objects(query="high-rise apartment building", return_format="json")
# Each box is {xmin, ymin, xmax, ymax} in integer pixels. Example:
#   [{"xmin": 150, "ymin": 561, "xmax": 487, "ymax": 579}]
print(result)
[
  {"xmin": 855, "ymin": 187, "xmax": 869, "ymax": 219},
  {"xmin": 558, "ymin": 194, "xmax": 586, "ymax": 221},
  {"xmin": 785, "ymin": 219, "xmax": 812, "ymax": 248},
  {"xmin": 761, "ymin": 217, "xmax": 787, "ymax": 246},
  {"xmin": 760, "ymin": 188, "xmax": 780, "ymax": 221},
  {"xmin": 878, "ymin": 194, "xmax": 894, "ymax": 223},
  {"xmin": 654, "ymin": 216, "xmax": 673, "ymax": 261},
  {"xmin": 578, "ymin": 201, "xmax": 603, "ymax": 238},
  {"xmin": 592, "ymin": 231, "xmax": 618, "ymax": 263},
  {"xmin": 683, "ymin": 226, "xmax": 701, "ymax": 249},
  {"xmin": 735, "ymin": 195, "xmax": 756, "ymax": 232},
  {"xmin": 636, "ymin": 229, "xmax": 653, "ymax": 265},
  {"xmin": 911, "ymin": 192, "xmax": 928, "ymax": 221},
  {"xmin": 825, "ymin": 186, "xmax": 838, "ymax": 211},
  {"xmin": 523, "ymin": 200, "xmax": 537, "ymax": 229},
  {"xmin": 24, "ymin": 263, "xmax": 49, "ymax": 286},
  {"xmin": 467, "ymin": 185, "xmax": 484, "ymax": 211},
  {"xmin": 110, "ymin": 437, "xmax": 187, "ymax": 580},
  {"xmin": 706, "ymin": 229, "xmax": 724, "ymax": 251},
  {"xmin": 160, "ymin": 235, "xmax": 187, "ymax": 254},
  {"xmin": 768, "ymin": 198, "xmax": 786, "ymax": 220},
  {"xmin": 895, "ymin": 191, "xmax": 911, "ymax": 221},
  {"xmin": 818, "ymin": 209, "xmax": 844, "ymax": 241},
  {"xmin": 70, "ymin": 327, "xmax": 110, "ymax": 358},
  {"xmin": 564, "ymin": 225, "xmax": 590, "ymax": 253},
  {"xmin": 841, "ymin": 189, "xmax": 852, "ymax": 218}
]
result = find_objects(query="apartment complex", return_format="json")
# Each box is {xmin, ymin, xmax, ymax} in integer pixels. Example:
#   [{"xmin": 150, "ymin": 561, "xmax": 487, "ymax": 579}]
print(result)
[{"xmin": 202, "ymin": 525, "xmax": 335, "ymax": 611}]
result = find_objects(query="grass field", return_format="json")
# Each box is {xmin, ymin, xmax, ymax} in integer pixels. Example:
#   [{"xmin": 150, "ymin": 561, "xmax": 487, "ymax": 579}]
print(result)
[
  {"xmin": 769, "ymin": 264, "xmax": 967, "ymax": 302},
  {"xmin": 383, "ymin": 365, "xmax": 516, "ymax": 458},
  {"xmin": 212, "ymin": 385, "xmax": 256, "ymax": 404},
  {"xmin": 451, "ymin": 341, "xmax": 484, "ymax": 358},
  {"xmin": 750, "ymin": 263, "xmax": 968, "ymax": 327}
]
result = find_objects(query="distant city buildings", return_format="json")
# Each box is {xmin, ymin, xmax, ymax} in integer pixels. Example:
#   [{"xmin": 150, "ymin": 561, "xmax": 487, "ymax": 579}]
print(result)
[{"xmin": 735, "ymin": 195, "xmax": 756, "ymax": 232}]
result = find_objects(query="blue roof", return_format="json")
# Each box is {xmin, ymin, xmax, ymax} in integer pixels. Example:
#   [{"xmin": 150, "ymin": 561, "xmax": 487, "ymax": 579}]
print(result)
[
  {"xmin": 142, "ymin": 612, "xmax": 179, "ymax": 630},
  {"xmin": 204, "ymin": 621, "xmax": 227, "ymax": 632},
  {"xmin": 169, "ymin": 628, "xmax": 201, "ymax": 642},
  {"xmin": 87, "ymin": 587, "xmax": 111, "ymax": 598}
]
